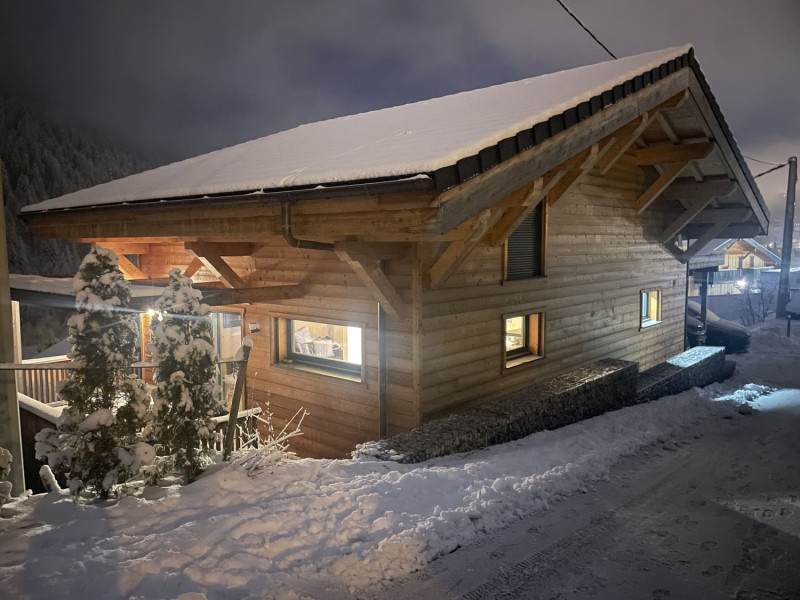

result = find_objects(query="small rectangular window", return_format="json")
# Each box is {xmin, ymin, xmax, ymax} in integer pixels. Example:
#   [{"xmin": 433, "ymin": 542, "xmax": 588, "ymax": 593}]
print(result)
[
  {"xmin": 504, "ymin": 312, "xmax": 544, "ymax": 368},
  {"xmin": 640, "ymin": 290, "xmax": 662, "ymax": 328},
  {"xmin": 274, "ymin": 317, "xmax": 363, "ymax": 381}
]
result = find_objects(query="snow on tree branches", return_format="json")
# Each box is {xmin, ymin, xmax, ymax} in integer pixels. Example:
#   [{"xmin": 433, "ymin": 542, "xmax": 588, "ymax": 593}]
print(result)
[
  {"xmin": 34, "ymin": 247, "xmax": 153, "ymax": 499},
  {"xmin": 0, "ymin": 447, "xmax": 13, "ymax": 505},
  {"xmin": 150, "ymin": 268, "xmax": 221, "ymax": 483}
]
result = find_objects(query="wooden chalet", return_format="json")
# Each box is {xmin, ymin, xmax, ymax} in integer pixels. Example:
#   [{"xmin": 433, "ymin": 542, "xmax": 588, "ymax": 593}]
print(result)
[{"xmin": 20, "ymin": 46, "xmax": 768, "ymax": 458}]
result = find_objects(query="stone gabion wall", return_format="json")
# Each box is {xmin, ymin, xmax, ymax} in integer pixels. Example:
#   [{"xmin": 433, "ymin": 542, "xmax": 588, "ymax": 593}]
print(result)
[
  {"xmin": 357, "ymin": 358, "xmax": 638, "ymax": 464},
  {"xmin": 357, "ymin": 346, "xmax": 736, "ymax": 465},
  {"xmin": 635, "ymin": 346, "xmax": 729, "ymax": 404}
]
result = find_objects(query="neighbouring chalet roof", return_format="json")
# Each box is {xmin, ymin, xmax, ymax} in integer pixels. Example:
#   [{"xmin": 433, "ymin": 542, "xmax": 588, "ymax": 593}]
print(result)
[{"xmin": 712, "ymin": 238, "xmax": 783, "ymax": 265}]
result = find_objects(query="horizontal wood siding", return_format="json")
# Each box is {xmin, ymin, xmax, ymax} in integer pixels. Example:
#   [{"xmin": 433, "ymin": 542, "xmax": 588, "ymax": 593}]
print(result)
[
  {"xmin": 137, "ymin": 240, "xmax": 418, "ymax": 458},
  {"xmin": 420, "ymin": 156, "xmax": 686, "ymax": 417}
]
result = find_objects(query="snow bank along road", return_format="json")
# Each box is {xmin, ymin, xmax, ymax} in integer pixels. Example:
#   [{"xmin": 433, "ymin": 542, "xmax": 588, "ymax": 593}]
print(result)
[{"xmin": 1, "ymin": 321, "xmax": 800, "ymax": 600}]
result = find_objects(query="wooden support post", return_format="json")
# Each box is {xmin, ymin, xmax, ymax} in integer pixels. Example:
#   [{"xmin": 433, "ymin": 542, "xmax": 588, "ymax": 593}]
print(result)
[
  {"xmin": 635, "ymin": 161, "xmax": 690, "ymax": 214},
  {"xmin": 223, "ymin": 341, "xmax": 251, "ymax": 461},
  {"xmin": 183, "ymin": 257, "xmax": 204, "ymax": 278},
  {"xmin": 11, "ymin": 301, "xmax": 22, "ymax": 390},
  {"xmin": 682, "ymin": 216, "xmax": 737, "ymax": 261},
  {"xmin": 0, "ymin": 164, "xmax": 24, "ymax": 494},
  {"xmin": 116, "ymin": 254, "xmax": 147, "ymax": 280},
  {"xmin": 185, "ymin": 248, "xmax": 246, "ymax": 288},
  {"xmin": 334, "ymin": 243, "xmax": 408, "ymax": 319}
]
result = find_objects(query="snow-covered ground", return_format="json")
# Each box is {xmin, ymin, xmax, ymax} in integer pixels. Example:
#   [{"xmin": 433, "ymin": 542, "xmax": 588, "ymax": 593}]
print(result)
[{"xmin": 2, "ymin": 320, "xmax": 800, "ymax": 600}]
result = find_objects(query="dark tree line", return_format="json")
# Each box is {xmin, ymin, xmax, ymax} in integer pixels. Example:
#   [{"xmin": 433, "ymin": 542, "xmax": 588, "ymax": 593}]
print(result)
[{"xmin": 0, "ymin": 91, "xmax": 151, "ymax": 276}]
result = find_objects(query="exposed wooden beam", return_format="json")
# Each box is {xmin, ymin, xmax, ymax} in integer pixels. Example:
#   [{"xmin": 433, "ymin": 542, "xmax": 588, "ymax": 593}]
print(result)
[
  {"xmin": 596, "ymin": 89, "xmax": 688, "ymax": 175},
  {"xmin": 684, "ymin": 208, "xmax": 751, "ymax": 225},
  {"xmin": 116, "ymin": 254, "xmax": 147, "ymax": 280},
  {"xmin": 185, "ymin": 248, "xmax": 246, "ymax": 288},
  {"xmin": 183, "ymin": 257, "xmax": 204, "ymax": 278},
  {"xmin": 434, "ymin": 70, "xmax": 692, "ymax": 233},
  {"xmin": 635, "ymin": 161, "xmax": 689, "ymax": 214},
  {"xmin": 659, "ymin": 197, "xmax": 716, "ymax": 243},
  {"xmin": 682, "ymin": 216, "xmax": 738, "ymax": 261},
  {"xmin": 94, "ymin": 242, "xmax": 152, "ymax": 255},
  {"xmin": 430, "ymin": 209, "xmax": 503, "ymax": 289},
  {"xmin": 130, "ymin": 284, "xmax": 305, "ymax": 309},
  {"xmin": 659, "ymin": 177, "xmax": 737, "ymax": 202},
  {"xmin": 547, "ymin": 139, "xmax": 617, "ymax": 206},
  {"xmin": 655, "ymin": 112, "xmax": 680, "ymax": 143},
  {"xmin": 486, "ymin": 179, "xmax": 546, "ymax": 247},
  {"xmin": 683, "ymin": 224, "xmax": 762, "ymax": 239},
  {"xmin": 596, "ymin": 115, "xmax": 649, "ymax": 175},
  {"xmin": 634, "ymin": 141, "xmax": 715, "ymax": 166},
  {"xmin": 334, "ymin": 243, "xmax": 408, "ymax": 320},
  {"xmin": 330, "ymin": 241, "xmax": 409, "ymax": 261},
  {"xmin": 184, "ymin": 242, "xmax": 256, "ymax": 256}
]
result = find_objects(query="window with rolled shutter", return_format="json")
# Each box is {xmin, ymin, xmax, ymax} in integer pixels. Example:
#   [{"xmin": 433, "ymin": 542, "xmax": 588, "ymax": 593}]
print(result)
[{"xmin": 505, "ymin": 201, "xmax": 544, "ymax": 280}]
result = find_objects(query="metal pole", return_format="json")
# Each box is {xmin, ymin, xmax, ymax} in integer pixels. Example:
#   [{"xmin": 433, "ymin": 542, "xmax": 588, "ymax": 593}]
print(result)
[
  {"xmin": 777, "ymin": 156, "xmax": 797, "ymax": 318},
  {"xmin": 0, "ymin": 163, "xmax": 24, "ymax": 493}
]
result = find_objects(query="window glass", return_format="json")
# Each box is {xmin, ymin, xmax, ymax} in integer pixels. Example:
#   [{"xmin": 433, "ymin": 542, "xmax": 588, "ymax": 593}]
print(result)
[
  {"xmin": 504, "ymin": 312, "xmax": 544, "ymax": 366},
  {"xmin": 640, "ymin": 290, "xmax": 662, "ymax": 327},
  {"xmin": 290, "ymin": 320, "xmax": 362, "ymax": 365}
]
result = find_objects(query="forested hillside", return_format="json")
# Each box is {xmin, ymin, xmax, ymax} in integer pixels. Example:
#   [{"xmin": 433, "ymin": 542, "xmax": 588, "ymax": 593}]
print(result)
[{"xmin": 0, "ymin": 92, "xmax": 151, "ymax": 276}]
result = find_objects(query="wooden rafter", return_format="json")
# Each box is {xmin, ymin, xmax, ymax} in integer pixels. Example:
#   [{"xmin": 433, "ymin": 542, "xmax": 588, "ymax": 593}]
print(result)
[
  {"xmin": 546, "ymin": 139, "xmax": 617, "ymax": 206},
  {"xmin": 596, "ymin": 89, "xmax": 688, "ymax": 175},
  {"xmin": 434, "ymin": 69, "xmax": 692, "ymax": 233},
  {"xmin": 185, "ymin": 248, "xmax": 246, "ymax": 288},
  {"xmin": 430, "ymin": 208, "xmax": 503, "ymax": 289},
  {"xmin": 634, "ymin": 141, "xmax": 715, "ymax": 166},
  {"xmin": 334, "ymin": 242, "xmax": 408, "ymax": 320},
  {"xmin": 94, "ymin": 242, "xmax": 152, "ymax": 255},
  {"xmin": 658, "ymin": 178, "xmax": 737, "ymax": 242},
  {"xmin": 130, "ymin": 284, "xmax": 305, "ymax": 310},
  {"xmin": 682, "ymin": 216, "xmax": 738, "ymax": 261},
  {"xmin": 116, "ymin": 254, "xmax": 147, "ymax": 280},
  {"xmin": 635, "ymin": 161, "xmax": 691, "ymax": 214},
  {"xmin": 184, "ymin": 242, "xmax": 257, "ymax": 256},
  {"xmin": 183, "ymin": 257, "xmax": 204, "ymax": 278},
  {"xmin": 485, "ymin": 177, "xmax": 557, "ymax": 247}
]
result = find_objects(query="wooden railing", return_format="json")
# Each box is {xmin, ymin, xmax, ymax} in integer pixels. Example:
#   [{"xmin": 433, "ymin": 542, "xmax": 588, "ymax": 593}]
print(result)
[
  {"xmin": 210, "ymin": 407, "xmax": 262, "ymax": 452},
  {"xmin": 17, "ymin": 356, "xmax": 72, "ymax": 405}
]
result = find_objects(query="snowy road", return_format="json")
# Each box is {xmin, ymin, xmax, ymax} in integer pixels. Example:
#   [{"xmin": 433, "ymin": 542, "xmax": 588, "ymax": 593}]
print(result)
[{"xmin": 373, "ymin": 388, "xmax": 800, "ymax": 600}]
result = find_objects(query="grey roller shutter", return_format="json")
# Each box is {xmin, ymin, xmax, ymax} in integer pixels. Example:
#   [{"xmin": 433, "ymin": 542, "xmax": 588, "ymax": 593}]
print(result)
[{"xmin": 506, "ymin": 202, "xmax": 543, "ymax": 280}]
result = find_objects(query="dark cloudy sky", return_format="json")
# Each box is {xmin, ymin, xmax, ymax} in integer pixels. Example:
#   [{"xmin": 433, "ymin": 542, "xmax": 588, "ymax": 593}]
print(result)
[{"xmin": 0, "ymin": 1, "xmax": 797, "ymax": 214}]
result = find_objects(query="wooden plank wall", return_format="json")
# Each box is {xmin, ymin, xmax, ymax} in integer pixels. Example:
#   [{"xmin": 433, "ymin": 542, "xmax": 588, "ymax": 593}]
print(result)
[
  {"xmin": 420, "ymin": 155, "xmax": 686, "ymax": 418},
  {"xmin": 141, "ymin": 240, "xmax": 419, "ymax": 459}
]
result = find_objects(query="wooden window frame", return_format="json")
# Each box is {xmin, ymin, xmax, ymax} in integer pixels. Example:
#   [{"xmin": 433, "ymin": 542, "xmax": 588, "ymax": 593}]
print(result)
[
  {"xmin": 502, "ymin": 201, "xmax": 547, "ymax": 283},
  {"xmin": 272, "ymin": 314, "xmax": 366, "ymax": 383},
  {"xmin": 640, "ymin": 289, "xmax": 663, "ymax": 329},
  {"xmin": 503, "ymin": 310, "xmax": 546, "ymax": 369}
]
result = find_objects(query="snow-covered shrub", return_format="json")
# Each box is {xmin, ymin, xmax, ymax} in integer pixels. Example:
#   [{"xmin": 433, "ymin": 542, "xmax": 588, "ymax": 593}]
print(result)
[
  {"xmin": 150, "ymin": 268, "xmax": 221, "ymax": 483},
  {"xmin": 35, "ymin": 247, "xmax": 153, "ymax": 499},
  {"xmin": 0, "ymin": 446, "xmax": 12, "ymax": 505},
  {"xmin": 230, "ymin": 382, "xmax": 308, "ymax": 477}
]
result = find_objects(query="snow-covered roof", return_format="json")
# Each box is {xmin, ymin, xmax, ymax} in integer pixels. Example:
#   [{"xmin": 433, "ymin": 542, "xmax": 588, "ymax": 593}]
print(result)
[
  {"xmin": 9, "ymin": 273, "xmax": 165, "ymax": 297},
  {"xmin": 23, "ymin": 45, "xmax": 693, "ymax": 213}
]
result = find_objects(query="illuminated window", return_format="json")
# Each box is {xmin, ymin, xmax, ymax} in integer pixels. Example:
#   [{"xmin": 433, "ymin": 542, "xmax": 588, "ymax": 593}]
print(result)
[
  {"xmin": 504, "ymin": 312, "xmax": 544, "ymax": 367},
  {"xmin": 274, "ymin": 317, "xmax": 363, "ymax": 380},
  {"xmin": 640, "ymin": 290, "xmax": 662, "ymax": 328}
]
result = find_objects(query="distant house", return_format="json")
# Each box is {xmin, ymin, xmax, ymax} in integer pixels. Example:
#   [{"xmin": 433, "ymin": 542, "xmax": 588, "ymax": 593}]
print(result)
[
  {"xmin": 19, "ymin": 45, "xmax": 767, "ymax": 458},
  {"xmin": 689, "ymin": 238, "xmax": 781, "ymax": 295}
]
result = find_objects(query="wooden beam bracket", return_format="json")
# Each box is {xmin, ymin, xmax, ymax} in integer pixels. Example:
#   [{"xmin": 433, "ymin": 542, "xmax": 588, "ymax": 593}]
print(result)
[{"xmin": 334, "ymin": 243, "xmax": 409, "ymax": 319}]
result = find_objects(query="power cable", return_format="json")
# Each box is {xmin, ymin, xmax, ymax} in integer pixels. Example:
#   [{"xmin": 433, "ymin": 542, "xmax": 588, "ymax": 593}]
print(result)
[
  {"xmin": 553, "ymin": 0, "xmax": 617, "ymax": 60},
  {"xmin": 754, "ymin": 163, "xmax": 787, "ymax": 179},
  {"xmin": 743, "ymin": 154, "xmax": 785, "ymax": 167}
]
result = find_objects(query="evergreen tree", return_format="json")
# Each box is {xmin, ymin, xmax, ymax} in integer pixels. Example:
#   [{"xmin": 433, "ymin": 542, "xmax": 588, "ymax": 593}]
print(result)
[
  {"xmin": 150, "ymin": 268, "xmax": 221, "ymax": 483},
  {"xmin": 35, "ymin": 247, "xmax": 151, "ymax": 498}
]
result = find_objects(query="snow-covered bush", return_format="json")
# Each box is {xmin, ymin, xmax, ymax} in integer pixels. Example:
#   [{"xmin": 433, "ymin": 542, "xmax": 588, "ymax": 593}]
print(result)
[
  {"xmin": 0, "ymin": 446, "xmax": 13, "ymax": 505},
  {"xmin": 230, "ymin": 381, "xmax": 308, "ymax": 477},
  {"xmin": 35, "ymin": 247, "xmax": 153, "ymax": 499},
  {"xmin": 150, "ymin": 268, "xmax": 221, "ymax": 483}
]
